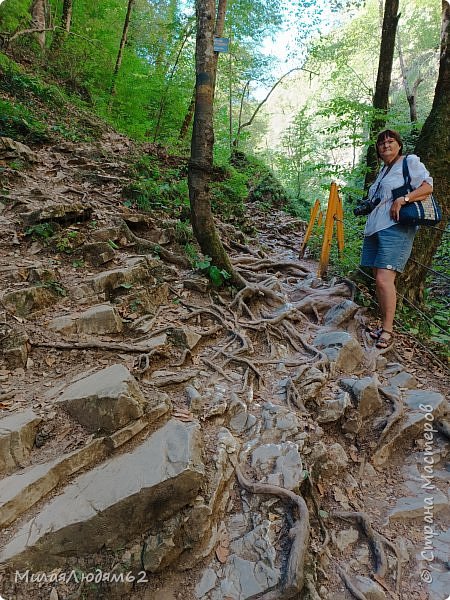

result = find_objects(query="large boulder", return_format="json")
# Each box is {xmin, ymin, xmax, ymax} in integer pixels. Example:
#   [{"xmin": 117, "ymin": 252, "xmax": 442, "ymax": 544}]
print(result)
[
  {"xmin": 313, "ymin": 331, "xmax": 364, "ymax": 372},
  {"xmin": 57, "ymin": 364, "xmax": 147, "ymax": 433}
]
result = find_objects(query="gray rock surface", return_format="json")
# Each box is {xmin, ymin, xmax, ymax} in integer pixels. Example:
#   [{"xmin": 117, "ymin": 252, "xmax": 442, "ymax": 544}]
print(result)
[
  {"xmin": 196, "ymin": 568, "xmax": 218, "ymax": 598},
  {"xmin": 323, "ymin": 299, "xmax": 359, "ymax": 327},
  {"xmin": 333, "ymin": 527, "xmax": 359, "ymax": 551},
  {"xmin": 57, "ymin": 364, "xmax": 147, "ymax": 432},
  {"xmin": 317, "ymin": 391, "xmax": 350, "ymax": 423},
  {"xmin": 340, "ymin": 377, "xmax": 382, "ymax": 418},
  {"xmin": 314, "ymin": 331, "xmax": 364, "ymax": 372},
  {"xmin": 0, "ymin": 419, "xmax": 204, "ymax": 569},
  {"xmin": 220, "ymin": 555, "xmax": 280, "ymax": 600},
  {"xmin": 0, "ymin": 409, "xmax": 41, "ymax": 474},
  {"xmin": 251, "ymin": 442, "xmax": 303, "ymax": 490},
  {"xmin": 372, "ymin": 390, "xmax": 447, "ymax": 466},
  {"xmin": 49, "ymin": 304, "xmax": 123, "ymax": 335},
  {"xmin": 389, "ymin": 489, "xmax": 448, "ymax": 521},
  {"xmin": 387, "ymin": 371, "xmax": 417, "ymax": 389}
]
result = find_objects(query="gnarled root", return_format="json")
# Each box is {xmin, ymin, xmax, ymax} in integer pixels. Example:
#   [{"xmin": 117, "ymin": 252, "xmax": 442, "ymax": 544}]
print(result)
[
  {"xmin": 332, "ymin": 511, "xmax": 386, "ymax": 577},
  {"xmin": 336, "ymin": 565, "xmax": 368, "ymax": 600},
  {"xmin": 230, "ymin": 282, "xmax": 285, "ymax": 316},
  {"xmin": 115, "ymin": 218, "xmax": 191, "ymax": 267},
  {"xmin": 377, "ymin": 387, "xmax": 405, "ymax": 445},
  {"xmin": 235, "ymin": 463, "xmax": 310, "ymax": 599}
]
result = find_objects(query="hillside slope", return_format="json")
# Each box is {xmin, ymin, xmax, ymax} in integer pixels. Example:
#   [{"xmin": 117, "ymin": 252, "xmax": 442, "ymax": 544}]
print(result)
[{"xmin": 0, "ymin": 72, "xmax": 449, "ymax": 600}]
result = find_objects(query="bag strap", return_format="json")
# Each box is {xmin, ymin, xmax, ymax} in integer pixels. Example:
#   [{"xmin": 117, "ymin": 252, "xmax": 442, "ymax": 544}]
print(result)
[{"xmin": 402, "ymin": 154, "xmax": 413, "ymax": 192}]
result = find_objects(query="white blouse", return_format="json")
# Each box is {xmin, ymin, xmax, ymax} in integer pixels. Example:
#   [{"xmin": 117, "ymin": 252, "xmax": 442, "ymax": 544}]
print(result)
[{"xmin": 364, "ymin": 154, "xmax": 433, "ymax": 237}]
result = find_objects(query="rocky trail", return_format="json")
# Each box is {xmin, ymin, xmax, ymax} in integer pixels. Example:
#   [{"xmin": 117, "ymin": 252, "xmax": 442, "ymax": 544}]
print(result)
[{"xmin": 0, "ymin": 133, "xmax": 448, "ymax": 600}]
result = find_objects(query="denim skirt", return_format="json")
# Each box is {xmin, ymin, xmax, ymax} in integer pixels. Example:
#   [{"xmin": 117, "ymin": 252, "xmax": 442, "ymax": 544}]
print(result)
[{"xmin": 361, "ymin": 223, "xmax": 417, "ymax": 273}]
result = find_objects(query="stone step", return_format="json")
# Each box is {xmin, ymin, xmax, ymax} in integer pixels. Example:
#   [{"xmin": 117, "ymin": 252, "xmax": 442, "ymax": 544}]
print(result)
[
  {"xmin": 0, "ymin": 412, "xmax": 164, "ymax": 528},
  {"xmin": 48, "ymin": 303, "xmax": 123, "ymax": 335},
  {"xmin": 56, "ymin": 363, "xmax": 168, "ymax": 433},
  {"xmin": 0, "ymin": 419, "xmax": 204, "ymax": 570},
  {"xmin": 69, "ymin": 256, "xmax": 170, "ymax": 304},
  {"xmin": 0, "ymin": 409, "xmax": 41, "ymax": 475}
]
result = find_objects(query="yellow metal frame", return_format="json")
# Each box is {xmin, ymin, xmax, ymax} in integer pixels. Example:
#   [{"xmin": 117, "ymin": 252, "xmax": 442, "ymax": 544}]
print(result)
[
  {"xmin": 299, "ymin": 199, "xmax": 323, "ymax": 257},
  {"xmin": 299, "ymin": 183, "xmax": 345, "ymax": 277},
  {"xmin": 317, "ymin": 182, "xmax": 346, "ymax": 277}
]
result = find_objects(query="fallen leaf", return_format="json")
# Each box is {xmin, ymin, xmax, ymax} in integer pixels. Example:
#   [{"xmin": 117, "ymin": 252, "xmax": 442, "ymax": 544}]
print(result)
[
  {"xmin": 45, "ymin": 356, "xmax": 56, "ymax": 367},
  {"xmin": 215, "ymin": 530, "xmax": 230, "ymax": 563},
  {"xmin": 316, "ymin": 482, "xmax": 325, "ymax": 496}
]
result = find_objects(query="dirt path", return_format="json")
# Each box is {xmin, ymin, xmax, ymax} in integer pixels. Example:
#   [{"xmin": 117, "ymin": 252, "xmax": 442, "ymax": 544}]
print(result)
[{"xmin": 0, "ymin": 135, "xmax": 448, "ymax": 600}]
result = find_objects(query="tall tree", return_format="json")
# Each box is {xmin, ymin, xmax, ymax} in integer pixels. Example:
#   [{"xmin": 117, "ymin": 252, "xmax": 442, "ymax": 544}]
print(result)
[
  {"xmin": 364, "ymin": 0, "xmax": 400, "ymax": 188},
  {"xmin": 397, "ymin": 34, "xmax": 422, "ymax": 128},
  {"xmin": 50, "ymin": 0, "xmax": 73, "ymax": 50},
  {"xmin": 31, "ymin": 0, "xmax": 48, "ymax": 49},
  {"xmin": 188, "ymin": 0, "xmax": 242, "ymax": 287},
  {"xmin": 109, "ymin": 0, "xmax": 135, "ymax": 97},
  {"xmin": 398, "ymin": 0, "xmax": 449, "ymax": 304}
]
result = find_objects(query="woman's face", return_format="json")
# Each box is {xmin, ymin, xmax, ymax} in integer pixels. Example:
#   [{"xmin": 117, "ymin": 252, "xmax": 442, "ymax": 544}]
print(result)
[{"xmin": 377, "ymin": 136, "xmax": 401, "ymax": 164}]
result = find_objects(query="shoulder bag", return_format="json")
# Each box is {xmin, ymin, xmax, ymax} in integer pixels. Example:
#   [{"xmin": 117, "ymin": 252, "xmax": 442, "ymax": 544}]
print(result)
[{"xmin": 392, "ymin": 156, "xmax": 442, "ymax": 226}]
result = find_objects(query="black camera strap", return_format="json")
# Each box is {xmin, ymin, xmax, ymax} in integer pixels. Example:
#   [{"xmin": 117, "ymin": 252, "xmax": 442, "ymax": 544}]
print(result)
[{"xmin": 370, "ymin": 157, "xmax": 400, "ymax": 200}]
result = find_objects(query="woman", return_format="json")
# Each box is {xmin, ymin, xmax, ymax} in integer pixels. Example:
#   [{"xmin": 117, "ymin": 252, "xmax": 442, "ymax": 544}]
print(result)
[{"xmin": 360, "ymin": 129, "xmax": 433, "ymax": 348}]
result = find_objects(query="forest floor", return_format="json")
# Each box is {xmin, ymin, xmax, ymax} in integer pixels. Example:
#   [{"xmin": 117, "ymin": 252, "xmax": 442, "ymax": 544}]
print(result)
[{"xmin": 0, "ymin": 128, "xmax": 449, "ymax": 600}]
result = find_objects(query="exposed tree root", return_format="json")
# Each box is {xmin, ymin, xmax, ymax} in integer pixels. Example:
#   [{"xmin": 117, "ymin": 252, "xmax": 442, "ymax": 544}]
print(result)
[
  {"xmin": 304, "ymin": 574, "xmax": 323, "ymax": 600},
  {"xmin": 235, "ymin": 267, "xmax": 278, "ymax": 283},
  {"xmin": 180, "ymin": 307, "xmax": 233, "ymax": 336},
  {"xmin": 31, "ymin": 339, "xmax": 167, "ymax": 353},
  {"xmin": 377, "ymin": 387, "xmax": 405, "ymax": 444},
  {"xmin": 230, "ymin": 282, "xmax": 285, "ymax": 317},
  {"xmin": 200, "ymin": 357, "xmax": 234, "ymax": 382},
  {"xmin": 336, "ymin": 565, "xmax": 368, "ymax": 600},
  {"xmin": 229, "ymin": 239, "xmax": 260, "ymax": 256},
  {"xmin": 235, "ymin": 463, "xmax": 310, "ymax": 600},
  {"xmin": 134, "ymin": 349, "xmax": 166, "ymax": 374},
  {"xmin": 220, "ymin": 351, "xmax": 263, "ymax": 382},
  {"xmin": 232, "ymin": 259, "xmax": 309, "ymax": 277},
  {"xmin": 331, "ymin": 511, "xmax": 402, "ymax": 586},
  {"xmin": 286, "ymin": 377, "xmax": 309, "ymax": 414},
  {"xmin": 304, "ymin": 473, "xmax": 330, "ymax": 557},
  {"xmin": 115, "ymin": 218, "xmax": 191, "ymax": 267},
  {"xmin": 171, "ymin": 348, "xmax": 191, "ymax": 367}
]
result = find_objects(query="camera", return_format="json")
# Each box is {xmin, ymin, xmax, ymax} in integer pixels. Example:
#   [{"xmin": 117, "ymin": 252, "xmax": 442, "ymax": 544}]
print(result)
[{"xmin": 353, "ymin": 196, "xmax": 380, "ymax": 217}]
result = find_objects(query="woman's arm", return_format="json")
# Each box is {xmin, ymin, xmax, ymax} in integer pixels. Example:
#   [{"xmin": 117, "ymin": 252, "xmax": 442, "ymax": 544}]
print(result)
[{"xmin": 390, "ymin": 181, "xmax": 433, "ymax": 221}]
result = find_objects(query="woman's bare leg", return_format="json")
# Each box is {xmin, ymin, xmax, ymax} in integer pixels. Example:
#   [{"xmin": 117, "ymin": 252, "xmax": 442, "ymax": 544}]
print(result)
[{"xmin": 373, "ymin": 267, "xmax": 397, "ymax": 335}]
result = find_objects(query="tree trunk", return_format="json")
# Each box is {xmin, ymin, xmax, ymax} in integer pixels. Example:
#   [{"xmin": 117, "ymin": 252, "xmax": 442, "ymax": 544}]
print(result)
[
  {"xmin": 397, "ymin": 0, "xmax": 450, "ymax": 305},
  {"xmin": 31, "ymin": 0, "xmax": 47, "ymax": 49},
  {"xmin": 50, "ymin": 0, "xmax": 73, "ymax": 50},
  {"xmin": 61, "ymin": 0, "xmax": 73, "ymax": 33},
  {"xmin": 179, "ymin": 87, "xmax": 196, "ymax": 140},
  {"xmin": 364, "ymin": 0, "xmax": 400, "ymax": 188},
  {"xmin": 109, "ymin": 0, "xmax": 135, "ymax": 97},
  {"xmin": 397, "ymin": 35, "xmax": 422, "ymax": 127},
  {"xmin": 188, "ymin": 0, "xmax": 242, "ymax": 287}
]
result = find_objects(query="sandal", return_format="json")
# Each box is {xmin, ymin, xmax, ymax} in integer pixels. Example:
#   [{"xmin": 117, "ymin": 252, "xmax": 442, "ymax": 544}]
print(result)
[
  {"xmin": 376, "ymin": 330, "xmax": 394, "ymax": 349},
  {"xmin": 366, "ymin": 326, "xmax": 383, "ymax": 340}
]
